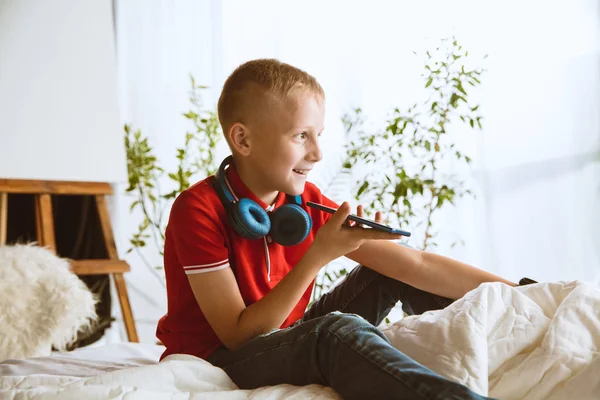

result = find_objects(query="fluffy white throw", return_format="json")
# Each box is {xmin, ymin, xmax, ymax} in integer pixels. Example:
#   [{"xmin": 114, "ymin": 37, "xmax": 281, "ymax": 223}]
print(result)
[{"xmin": 0, "ymin": 244, "xmax": 97, "ymax": 362}]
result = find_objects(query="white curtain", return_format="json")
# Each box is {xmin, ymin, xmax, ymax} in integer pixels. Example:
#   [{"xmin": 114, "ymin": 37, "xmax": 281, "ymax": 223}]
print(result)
[{"xmin": 112, "ymin": 0, "xmax": 600, "ymax": 342}]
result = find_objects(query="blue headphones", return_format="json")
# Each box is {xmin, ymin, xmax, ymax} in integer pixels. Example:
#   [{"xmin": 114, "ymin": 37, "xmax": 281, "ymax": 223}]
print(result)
[{"xmin": 212, "ymin": 156, "xmax": 312, "ymax": 246}]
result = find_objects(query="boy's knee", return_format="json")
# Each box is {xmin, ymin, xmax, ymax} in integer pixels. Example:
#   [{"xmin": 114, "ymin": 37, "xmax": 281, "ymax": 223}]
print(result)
[
  {"xmin": 318, "ymin": 311, "xmax": 376, "ymax": 337},
  {"xmin": 313, "ymin": 312, "xmax": 391, "ymax": 358}
]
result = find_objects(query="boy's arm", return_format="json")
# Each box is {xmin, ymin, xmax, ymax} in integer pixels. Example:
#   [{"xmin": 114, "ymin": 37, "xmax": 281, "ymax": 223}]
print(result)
[
  {"xmin": 346, "ymin": 240, "xmax": 516, "ymax": 300},
  {"xmin": 188, "ymin": 245, "xmax": 326, "ymax": 350}
]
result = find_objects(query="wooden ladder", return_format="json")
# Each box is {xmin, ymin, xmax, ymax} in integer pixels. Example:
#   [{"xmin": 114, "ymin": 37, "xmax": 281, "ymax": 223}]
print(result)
[{"xmin": 0, "ymin": 179, "xmax": 138, "ymax": 342}]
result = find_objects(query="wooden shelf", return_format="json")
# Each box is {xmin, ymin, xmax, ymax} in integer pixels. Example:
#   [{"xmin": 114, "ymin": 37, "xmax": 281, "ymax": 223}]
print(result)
[
  {"xmin": 0, "ymin": 179, "xmax": 112, "ymax": 195},
  {"xmin": 70, "ymin": 260, "xmax": 130, "ymax": 275}
]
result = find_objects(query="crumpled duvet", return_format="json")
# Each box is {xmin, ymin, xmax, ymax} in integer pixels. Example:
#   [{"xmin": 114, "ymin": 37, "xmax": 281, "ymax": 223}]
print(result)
[
  {"xmin": 1, "ymin": 281, "xmax": 598, "ymax": 399},
  {"xmin": 381, "ymin": 280, "xmax": 600, "ymax": 399}
]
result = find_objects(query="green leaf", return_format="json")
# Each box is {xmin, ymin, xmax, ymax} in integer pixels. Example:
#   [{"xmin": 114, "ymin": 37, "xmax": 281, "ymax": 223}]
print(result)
[
  {"xmin": 357, "ymin": 181, "xmax": 369, "ymax": 197},
  {"xmin": 425, "ymin": 78, "xmax": 433, "ymax": 88},
  {"xmin": 183, "ymin": 111, "xmax": 198, "ymax": 119},
  {"xmin": 129, "ymin": 200, "xmax": 140, "ymax": 212},
  {"xmin": 450, "ymin": 93, "xmax": 459, "ymax": 108}
]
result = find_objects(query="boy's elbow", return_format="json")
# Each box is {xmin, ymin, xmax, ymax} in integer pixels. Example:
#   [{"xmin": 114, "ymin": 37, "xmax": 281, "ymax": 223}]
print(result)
[
  {"xmin": 408, "ymin": 246, "xmax": 426, "ymax": 272},
  {"xmin": 221, "ymin": 338, "xmax": 241, "ymax": 351},
  {"xmin": 391, "ymin": 241, "xmax": 426, "ymax": 281},
  {"xmin": 222, "ymin": 329, "xmax": 263, "ymax": 351},
  {"xmin": 220, "ymin": 331, "xmax": 250, "ymax": 351},
  {"xmin": 222, "ymin": 309, "xmax": 266, "ymax": 350}
]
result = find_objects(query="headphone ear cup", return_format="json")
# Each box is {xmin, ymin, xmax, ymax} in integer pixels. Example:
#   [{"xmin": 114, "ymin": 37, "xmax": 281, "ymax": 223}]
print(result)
[
  {"xmin": 269, "ymin": 204, "xmax": 312, "ymax": 246},
  {"xmin": 229, "ymin": 198, "xmax": 271, "ymax": 239}
]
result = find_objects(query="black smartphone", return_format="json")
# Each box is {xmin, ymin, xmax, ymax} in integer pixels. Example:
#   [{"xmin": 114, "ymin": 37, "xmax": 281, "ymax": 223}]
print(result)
[{"xmin": 306, "ymin": 201, "xmax": 411, "ymax": 237}]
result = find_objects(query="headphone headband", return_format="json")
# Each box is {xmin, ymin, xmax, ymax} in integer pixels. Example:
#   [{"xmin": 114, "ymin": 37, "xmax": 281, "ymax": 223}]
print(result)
[{"xmin": 214, "ymin": 155, "xmax": 236, "ymax": 205}]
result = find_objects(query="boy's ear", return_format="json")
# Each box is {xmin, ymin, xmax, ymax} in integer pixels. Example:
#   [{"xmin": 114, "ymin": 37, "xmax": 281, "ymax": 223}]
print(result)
[{"xmin": 228, "ymin": 123, "xmax": 251, "ymax": 156}]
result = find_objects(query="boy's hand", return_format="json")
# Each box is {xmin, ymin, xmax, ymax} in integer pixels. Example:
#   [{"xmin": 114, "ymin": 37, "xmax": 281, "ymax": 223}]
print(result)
[{"xmin": 310, "ymin": 202, "xmax": 403, "ymax": 264}]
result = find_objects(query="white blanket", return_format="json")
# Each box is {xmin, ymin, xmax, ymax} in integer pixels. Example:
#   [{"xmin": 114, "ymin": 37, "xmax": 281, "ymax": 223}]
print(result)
[
  {"xmin": 382, "ymin": 280, "xmax": 600, "ymax": 399},
  {"xmin": 1, "ymin": 281, "xmax": 598, "ymax": 399}
]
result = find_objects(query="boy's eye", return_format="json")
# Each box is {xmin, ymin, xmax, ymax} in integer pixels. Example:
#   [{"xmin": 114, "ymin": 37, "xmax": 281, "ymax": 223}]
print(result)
[{"xmin": 296, "ymin": 132, "xmax": 307, "ymax": 140}]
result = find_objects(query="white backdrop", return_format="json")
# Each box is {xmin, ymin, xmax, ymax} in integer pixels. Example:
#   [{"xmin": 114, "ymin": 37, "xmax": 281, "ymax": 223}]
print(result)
[
  {"xmin": 113, "ymin": 0, "xmax": 600, "ymax": 342},
  {"xmin": 0, "ymin": 0, "xmax": 126, "ymax": 182}
]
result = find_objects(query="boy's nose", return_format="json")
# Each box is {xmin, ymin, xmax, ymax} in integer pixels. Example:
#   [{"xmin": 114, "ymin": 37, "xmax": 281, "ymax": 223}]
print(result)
[{"xmin": 308, "ymin": 143, "xmax": 323, "ymax": 162}]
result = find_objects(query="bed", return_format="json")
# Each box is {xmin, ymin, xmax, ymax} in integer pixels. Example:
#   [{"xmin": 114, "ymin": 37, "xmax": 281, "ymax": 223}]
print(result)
[
  {"xmin": 1, "ymin": 280, "xmax": 599, "ymax": 399},
  {"xmin": 0, "ymin": 342, "xmax": 340, "ymax": 399}
]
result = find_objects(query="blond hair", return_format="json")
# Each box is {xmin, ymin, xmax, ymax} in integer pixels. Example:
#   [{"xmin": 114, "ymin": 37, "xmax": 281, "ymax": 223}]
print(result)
[{"xmin": 217, "ymin": 59, "xmax": 324, "ymax": 136}]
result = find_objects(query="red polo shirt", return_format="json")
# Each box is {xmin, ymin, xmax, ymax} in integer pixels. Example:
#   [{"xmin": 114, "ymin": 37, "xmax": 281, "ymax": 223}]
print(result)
[{"xmin": 156, "ymin": 164, "xmax": 338, "ymax": 361}]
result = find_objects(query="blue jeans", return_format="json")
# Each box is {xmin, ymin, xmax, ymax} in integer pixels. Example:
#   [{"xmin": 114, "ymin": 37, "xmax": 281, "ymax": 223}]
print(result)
[{"xmin": 208, "ymin": 265, "xmax": 493, "ymax": 400}]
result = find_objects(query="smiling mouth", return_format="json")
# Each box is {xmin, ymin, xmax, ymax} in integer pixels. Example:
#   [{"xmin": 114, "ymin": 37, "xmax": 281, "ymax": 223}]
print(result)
[{"xmin": 293, "ymin": 169, "xmax": 310, "ymax": 176}]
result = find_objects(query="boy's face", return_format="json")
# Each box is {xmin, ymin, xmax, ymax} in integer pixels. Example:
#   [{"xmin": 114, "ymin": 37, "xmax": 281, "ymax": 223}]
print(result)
[{"xmin": 243, "ymin": 91, "xmax": 325, "ymax": 202}]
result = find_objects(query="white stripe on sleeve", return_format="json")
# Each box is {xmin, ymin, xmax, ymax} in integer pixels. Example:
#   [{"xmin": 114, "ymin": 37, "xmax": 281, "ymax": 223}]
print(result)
[
  {"xmin": 185, "ymin": 263, "xmax": 230, "ymax": 275},
  {"xmin": 183, "ymin": 258, "xmax": 229, "ymax": 269}
]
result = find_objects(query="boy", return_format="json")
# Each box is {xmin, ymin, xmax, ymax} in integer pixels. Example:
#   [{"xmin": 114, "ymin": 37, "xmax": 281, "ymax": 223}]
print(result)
[{"xmin": 156, "ymin": 59, "xmax": 520, "ymax": 399}]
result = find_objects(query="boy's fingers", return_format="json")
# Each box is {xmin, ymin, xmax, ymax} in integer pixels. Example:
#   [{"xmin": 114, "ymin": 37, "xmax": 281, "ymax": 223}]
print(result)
[
  {"xmin": 375, "ymin": 211, "xmax": 382, "ymax": 223},
  {"xmin": 333, "ymin": 202, "xmax": 351, "ymax": 225},
  {"xmin": 356, "ymin": 205, "xmax": 364, "ymax": 227}
]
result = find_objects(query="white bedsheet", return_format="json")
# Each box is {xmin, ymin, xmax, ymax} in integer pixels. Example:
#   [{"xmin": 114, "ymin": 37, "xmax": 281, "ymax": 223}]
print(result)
[
  {"xmin": 0, "ymin": 343, "xmax": 163, "ymax": 378},
  {"xmin": 1, "ymin": 281, "xmax": 598, "ymax": 399}
]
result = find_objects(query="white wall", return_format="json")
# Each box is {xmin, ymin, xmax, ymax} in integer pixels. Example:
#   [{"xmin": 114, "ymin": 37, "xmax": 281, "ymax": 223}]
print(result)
[
  {"xmin": 0, "ymin": 0, "xmax": 126, "ymax": 182},
  {"xmin": 112, "ymin": 0, "xmax": 600, "ymax": 343},
  {"xmin": 430, "ymin": 1, "xmax": 600, "ymax": 283}
]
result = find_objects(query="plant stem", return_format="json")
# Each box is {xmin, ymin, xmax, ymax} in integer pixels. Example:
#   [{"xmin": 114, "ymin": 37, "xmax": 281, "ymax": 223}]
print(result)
[
  {"xmin": 137, "ymin": 186, "xmax": 165, "ymax": 254},
  {"xmin": 134, "ymin": 247, "xmax": 166, "ymax": 287},
  {"xmin": 423, "ymin": 152, "xmax": 437, "ymax": 251}
]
